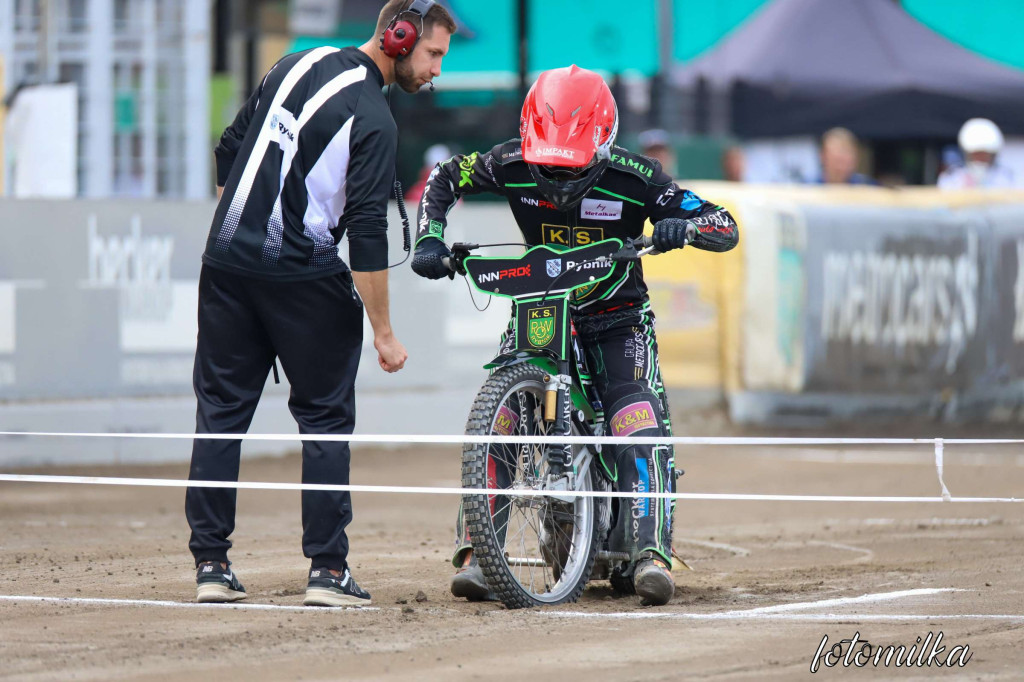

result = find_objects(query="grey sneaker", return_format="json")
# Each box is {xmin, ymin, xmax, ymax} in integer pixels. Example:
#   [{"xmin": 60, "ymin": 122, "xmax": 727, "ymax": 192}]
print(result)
[
  {"xmin": 303, "ymin": 567, "xmax": 372, "ymax": 607},
  {"xmin": 633, "ymin": 553, "xmax": 675, "ymax": 606},
  {"xmin": 450, "ymin": 553, "xmax": 497, "ymax": 602},
  {"xmin": 195, "ymin": 561, "xmax": 247, "ymax": 603}
]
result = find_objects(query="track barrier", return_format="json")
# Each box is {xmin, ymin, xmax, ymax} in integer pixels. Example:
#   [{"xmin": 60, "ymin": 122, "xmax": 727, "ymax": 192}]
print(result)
[{"xmin": 0, "ymin": 431, "xmax": 1020, "ymax": 503}]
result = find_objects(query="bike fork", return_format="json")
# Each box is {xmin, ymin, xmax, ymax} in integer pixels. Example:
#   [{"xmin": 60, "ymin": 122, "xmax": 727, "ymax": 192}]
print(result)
[{"xmin": 543, "ymin": 361, "xmax": 574, "ymax": 478}]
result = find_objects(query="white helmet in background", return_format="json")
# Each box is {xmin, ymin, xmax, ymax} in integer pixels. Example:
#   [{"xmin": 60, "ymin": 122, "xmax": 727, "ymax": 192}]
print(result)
[
  {"xmin": 958, "ymin": 118, "xmax": 1004, "ymax": 154},
  {"xmin": 424, "ymin": 143, "xmax": 452, "ymax": 168}
]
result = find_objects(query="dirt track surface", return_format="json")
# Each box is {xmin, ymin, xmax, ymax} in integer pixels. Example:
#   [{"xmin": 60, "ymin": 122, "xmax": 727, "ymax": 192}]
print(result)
[{"xmin": 1, "ymin": 440, "xmax": 1023, "ymax": 680}]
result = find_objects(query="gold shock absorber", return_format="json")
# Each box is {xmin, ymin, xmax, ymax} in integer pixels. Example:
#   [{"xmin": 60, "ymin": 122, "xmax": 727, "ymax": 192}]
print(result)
[
  {"xmin": 543, "ymin": 375, "xmax": 558, "ymax": 422},
  {"xmin": 544, "ymin": 391, "xmax": 557, "ymax": 422}
]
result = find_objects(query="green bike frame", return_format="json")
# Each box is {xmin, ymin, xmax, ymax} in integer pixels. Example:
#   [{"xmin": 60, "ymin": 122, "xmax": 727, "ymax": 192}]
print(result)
[{"xmin": 463, "ymin": 239, "xmax": 624, "ymax": 421}]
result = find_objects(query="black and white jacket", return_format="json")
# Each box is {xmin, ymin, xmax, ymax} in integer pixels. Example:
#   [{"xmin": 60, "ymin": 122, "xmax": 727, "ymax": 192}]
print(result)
[{"xmin": 206, "ymin": 46, "xmax": 396, "ymax": 280}]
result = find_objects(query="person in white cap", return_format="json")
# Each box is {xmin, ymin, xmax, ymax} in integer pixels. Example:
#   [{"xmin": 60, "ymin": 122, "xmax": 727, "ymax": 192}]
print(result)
[{"xmin": 938, "ymin": 118, "xmax": 1017, "ymax": 189}]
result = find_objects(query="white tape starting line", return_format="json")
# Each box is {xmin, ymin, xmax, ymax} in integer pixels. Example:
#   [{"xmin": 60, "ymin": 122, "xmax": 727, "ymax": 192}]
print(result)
[
  {"xmin": 2, "ymin": 432, "xmax": 1020, "ymax": 502},
  {"xmin": 0, "ymin": 473, "xmax": 1020, "ymax": 503},
  {"xmin": 2, "ymin": 431, "xmax": 1023, "ymax": 446}
]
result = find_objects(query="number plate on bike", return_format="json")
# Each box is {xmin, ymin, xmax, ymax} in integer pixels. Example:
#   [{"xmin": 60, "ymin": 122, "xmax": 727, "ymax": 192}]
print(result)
[
  {"xmin": 514, "ymin": 299, "xmax": 568, "ymax": 354},
  {"xmin": 464, "ymin": 239, "xmax": 622, "ymax": 299}
]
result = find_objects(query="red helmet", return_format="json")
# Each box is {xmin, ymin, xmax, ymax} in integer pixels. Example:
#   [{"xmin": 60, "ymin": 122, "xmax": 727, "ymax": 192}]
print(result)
[{"xmin": 520, "ymin": 65, "xmax": 618, "ymax": 211}]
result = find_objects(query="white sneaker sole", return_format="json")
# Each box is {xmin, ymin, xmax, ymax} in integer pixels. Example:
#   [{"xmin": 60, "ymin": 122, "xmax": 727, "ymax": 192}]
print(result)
[
  {"xmin": 196, "ymin": 583, "xmax": 247, "ymax": 603},
  {"xmin": 303, "ymin": 588, "xmax": 372, "ymax": 607}
]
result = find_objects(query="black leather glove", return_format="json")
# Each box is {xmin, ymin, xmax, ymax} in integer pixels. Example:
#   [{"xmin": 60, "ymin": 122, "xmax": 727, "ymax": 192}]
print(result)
[
  {"xmin": 652, "ymin": 218, "xmax": 696, "ymax": 252},
  {"xmin": 411, "ymin": 237, "xmax": 454, "ymax": 280}
]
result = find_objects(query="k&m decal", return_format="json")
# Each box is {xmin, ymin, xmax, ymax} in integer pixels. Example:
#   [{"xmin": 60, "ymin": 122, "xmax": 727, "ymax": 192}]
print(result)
[
  {"xmin": 527, "ymin": 306, "xmax": 557, "ymax": 347},
  {"xmin": 493, "ymin": 405, "xmax": 519, "ymax": 436},
  {"xmin": 610, "ymin": 401, "xmax": 658, "ymax": 436}
]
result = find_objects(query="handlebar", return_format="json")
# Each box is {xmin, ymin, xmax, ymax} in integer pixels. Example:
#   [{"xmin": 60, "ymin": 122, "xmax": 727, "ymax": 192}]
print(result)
[
  {"xmin": 635, "ymin": 234, "xmax": 657, "ymax": 257},
  {"xmin": 441, "ymin": 241, "xmax": 478, "ymax": 275},
  {"xmin": 440, "ymin": 235, "xmax": 676, "ymax": 275}
]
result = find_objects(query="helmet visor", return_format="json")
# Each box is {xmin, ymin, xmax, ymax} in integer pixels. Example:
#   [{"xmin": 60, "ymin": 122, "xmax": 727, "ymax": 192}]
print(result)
[
  {"xmin": 527, "ymin": 156, "xmax": 608, "ymax": 212},
  {"xmin": 536, "ymin": 156, "xmax": 597, "ymax": 182}
]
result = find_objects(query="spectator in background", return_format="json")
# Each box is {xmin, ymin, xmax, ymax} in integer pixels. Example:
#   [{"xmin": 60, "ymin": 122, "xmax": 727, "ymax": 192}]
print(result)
[
  {"xmin": 638, "ymin": 128, "xmax": 678, "ymax": 178},
  {"xmin": 938, "ymin": 118, "xmax": 1016, "ymax": 189},
  {"xmin": 721, "ymin": 145, "xmax": 746, "ymax": 182},
  {"xmin": 406, "ymin": 143, "xmax": 452, "ymax": 203},
  {"xmin": 817, "ymin": 127, "xmax": 876, "ymax": 185},
  {"xmin": 939, "ymin": 145, "xmax": 963, "ymax": 178}
]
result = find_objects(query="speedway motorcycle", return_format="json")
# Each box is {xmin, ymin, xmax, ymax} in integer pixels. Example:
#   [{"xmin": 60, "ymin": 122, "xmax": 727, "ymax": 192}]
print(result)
[{"xmin": 444, "ymin": 236, "xmax": 674, "ymax": 609}]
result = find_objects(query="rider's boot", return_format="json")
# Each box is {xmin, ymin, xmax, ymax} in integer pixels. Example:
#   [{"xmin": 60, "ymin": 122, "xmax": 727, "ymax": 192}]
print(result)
[
  {"xmin": 633, "ymin": 551, "xmax": 675, "ymax": 606},
  {"xmin": 450, "ymin": 550, "xmax": 498, "ymax": 602},
  {"xmin": 609, "ymin": 562, "xmax": 636, "ymax": 595}
]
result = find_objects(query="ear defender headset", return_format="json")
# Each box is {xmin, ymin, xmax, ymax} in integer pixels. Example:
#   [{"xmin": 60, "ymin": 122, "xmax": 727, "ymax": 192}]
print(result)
[{"xmin": 379, "ymin": 0, "xmax": 437, "ymax": 59}]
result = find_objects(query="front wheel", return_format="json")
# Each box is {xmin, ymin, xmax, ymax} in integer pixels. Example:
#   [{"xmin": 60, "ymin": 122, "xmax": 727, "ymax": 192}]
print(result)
[{"xmin": 461, "ymin": 363, "xmax": 598, "ymax": 609}]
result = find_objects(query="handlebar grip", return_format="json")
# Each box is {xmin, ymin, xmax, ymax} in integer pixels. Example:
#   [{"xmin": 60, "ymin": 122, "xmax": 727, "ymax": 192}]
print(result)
[
  {"xmin": 441, "ymin": 256, "xmax": 453, "ymax": 272},
  {"xmin": 639, "ymin": 235, "xmax": 654, "ymax": 249}
]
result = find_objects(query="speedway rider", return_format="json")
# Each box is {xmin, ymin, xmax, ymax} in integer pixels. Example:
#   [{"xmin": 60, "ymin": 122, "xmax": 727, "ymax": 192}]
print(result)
[{"xmin": 412, "ymin": 65, "xmax": 739, "ymax": 606}]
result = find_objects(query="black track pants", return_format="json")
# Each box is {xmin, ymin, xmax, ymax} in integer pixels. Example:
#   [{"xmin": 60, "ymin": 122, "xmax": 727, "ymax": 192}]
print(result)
[{"xmin": 186, "ymin": 265, "xmax": 363, "ymax": 571}]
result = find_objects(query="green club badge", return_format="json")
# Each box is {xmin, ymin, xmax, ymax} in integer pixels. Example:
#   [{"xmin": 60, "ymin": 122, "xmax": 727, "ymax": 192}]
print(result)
[
  {"xmin": 527, "ymin": 306, "xmax": 556, "ymax": 347},
  {"xmin": 572, "ymin": 281, "xmax": 599, "ymax": 301},
  {"xmin": 428, "ymin": 220, "xmax": 443, "ymax": 237}
]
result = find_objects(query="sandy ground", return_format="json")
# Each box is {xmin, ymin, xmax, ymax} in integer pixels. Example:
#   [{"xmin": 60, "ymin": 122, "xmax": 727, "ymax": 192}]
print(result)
[{"xmin": 1, "ymin": 435, "xmax": 1023, "ymax": 681}]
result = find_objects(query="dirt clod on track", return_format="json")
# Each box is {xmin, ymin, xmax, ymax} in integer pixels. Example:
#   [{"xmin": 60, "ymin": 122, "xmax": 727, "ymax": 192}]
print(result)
[{"xmin": 1, "ymin": 433, "xmax": 1023, "ymax": 680}]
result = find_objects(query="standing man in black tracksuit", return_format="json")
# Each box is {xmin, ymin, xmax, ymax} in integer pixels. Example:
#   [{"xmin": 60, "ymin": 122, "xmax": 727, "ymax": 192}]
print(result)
[
  {"xmin": 412, "ymin": 65, "xmax": 738, "ymax": 606},
  {"xmin": 185, "ymin": 0, "xmax": 455, "ymax": 608}
]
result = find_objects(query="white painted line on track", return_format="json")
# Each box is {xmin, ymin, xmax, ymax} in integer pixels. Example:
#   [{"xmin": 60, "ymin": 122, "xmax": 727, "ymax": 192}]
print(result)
[
  {"xmin": 806, "ymin": 540, "xmax": 874, "ymax": 563},
  {"xmin": 0, "ymin": 594, "xmax": 378, "ymax": 612},
  {"xmin": 862, "ymin": 518, "xmax": 992, "ymax": 526},
  {"xmin": 542, "ymin": 612, "xmax": 1024, "ymax": 622},
  {"xmin": 784, "ymin": 450, "xmax": 933, "ymax": 465},
  {"xmin": 732, "ymin": 588, "xmax": 954, "ymax": 615},
  {"xmin": 788, "ymin": 450, "xmax": 1024, "ymax": 467},
  {"xmin": 4, "ymin": 592, "xmax": 1020, "ymax": 623},
  {"xmin": 545, "ymin": 589, "xmax": 974, "ymax": 621},
  {"xmin": 674, "ymin": 537, "xmax": 752, "ymax": 557}
]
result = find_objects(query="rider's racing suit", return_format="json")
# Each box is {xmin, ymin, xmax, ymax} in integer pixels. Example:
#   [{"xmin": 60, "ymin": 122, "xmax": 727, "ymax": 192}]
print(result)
[{"xmin": 415, "ymin": 139, "xmax": 739, "ymax": 568}]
